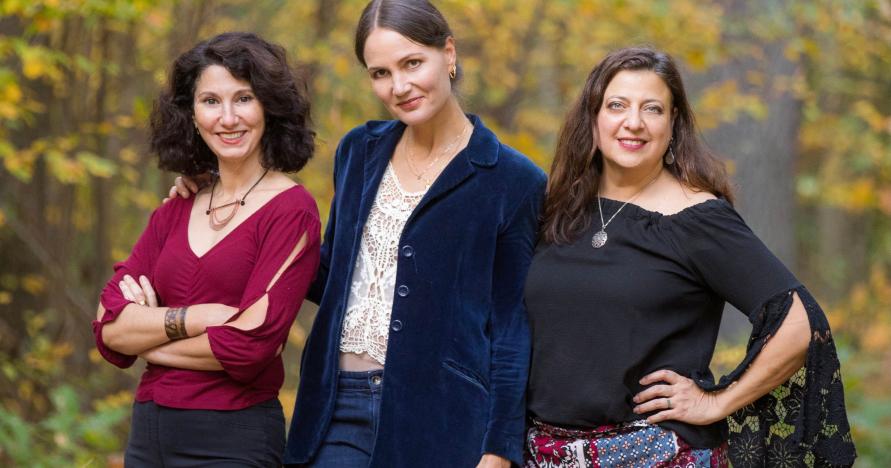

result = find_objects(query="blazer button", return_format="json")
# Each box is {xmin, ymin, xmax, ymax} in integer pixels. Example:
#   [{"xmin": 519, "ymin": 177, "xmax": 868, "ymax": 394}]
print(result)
[
  {"xmin": 397, "ymin": 285, "xmax": 410, "ymax": 297},
  {"xmin": 391, "ymin": 320, "xmax": 403, "ymax": 332},
  {"xmin": 401, "ymin": 245, "xmax": 414, "ymax": 258}
]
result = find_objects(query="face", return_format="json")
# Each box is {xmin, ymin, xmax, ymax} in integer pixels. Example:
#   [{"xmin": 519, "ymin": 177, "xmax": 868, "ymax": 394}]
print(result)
[
  {"xmin": 193, "ymin": 64, "xmax": 265, "ymax": 164},
  {"xmin": 595, "ymin": 70, "xmax": 674, "ymax": 173},
  {"xmin": 363, "ymin": 28, "xmax": 455, "ymax": 126}
]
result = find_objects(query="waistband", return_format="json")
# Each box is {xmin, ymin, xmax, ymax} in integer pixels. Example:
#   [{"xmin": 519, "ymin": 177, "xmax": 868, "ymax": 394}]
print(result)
[
  {"xmin": 530, "ymin": 417, "xmax": 652, "ymax": 439},
  {"xmin": 337, "ymin": 369, "xmax": 384, "ymax": 390}
]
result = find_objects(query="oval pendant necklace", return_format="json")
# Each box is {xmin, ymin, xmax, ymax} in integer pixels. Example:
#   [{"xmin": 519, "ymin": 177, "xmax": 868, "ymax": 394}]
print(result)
[{"xmin": 591, "ymin": 171, "xmax": 661, "ymax": 249}]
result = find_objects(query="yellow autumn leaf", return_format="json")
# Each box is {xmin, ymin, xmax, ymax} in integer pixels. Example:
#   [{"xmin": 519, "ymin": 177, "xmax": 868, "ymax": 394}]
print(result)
[
  {"xmin": 21, "ymin": 274, "xmax": 46, "ymax": 295},
  {"xmin": 0, "ymin": 291, "xmax": 11, "ymax": 305},
  {"xmin": 1, "ymin": 81, "xmax": 22, "ymax": 103}
]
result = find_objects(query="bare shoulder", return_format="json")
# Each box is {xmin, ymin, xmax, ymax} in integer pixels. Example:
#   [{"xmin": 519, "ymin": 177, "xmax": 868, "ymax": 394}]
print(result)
[{"xmin": 637, "ymin": 178, "xmax": 718, "ymax": 216}]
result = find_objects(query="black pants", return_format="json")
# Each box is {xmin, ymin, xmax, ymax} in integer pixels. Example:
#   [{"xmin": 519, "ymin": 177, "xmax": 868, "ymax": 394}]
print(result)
[{"xmin": 125, "ymin": 399, "xmax": 285, "ymax": 467}]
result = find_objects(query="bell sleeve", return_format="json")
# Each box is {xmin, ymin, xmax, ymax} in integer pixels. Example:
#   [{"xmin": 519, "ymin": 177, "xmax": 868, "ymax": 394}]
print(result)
[
  {"xmin": 669, "ymin": 200, "xmax": 856, "ymax": 467},
  {"xmin": 205, "ymin": 197, "xmax": 321, "ymax": 384}
]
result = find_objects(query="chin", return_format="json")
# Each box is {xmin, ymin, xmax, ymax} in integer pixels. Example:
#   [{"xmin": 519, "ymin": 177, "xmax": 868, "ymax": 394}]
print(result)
[{"xmin": 391, "ymin": 102, "xmax": 441, "ymax": 127}]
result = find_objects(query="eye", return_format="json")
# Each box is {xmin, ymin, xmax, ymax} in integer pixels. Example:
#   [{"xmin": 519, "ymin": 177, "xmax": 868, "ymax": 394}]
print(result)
[
  {"xmin": 237, "ymin": 94, "xmax": 255, "ymax": 103},
  {"xmin": 371, "ymin": 69, "xmax": 389, "ymax": 79},
  {"xmin": 202, "ymin": 97, "xmax": 219, "ymax": 105},
  {"xmin": 644, "ymin": 105, "xmax": 663, "ymax": 114},
  {"xmin": 406, "ymin": 59, "xmax": 422, "ymax": 69},
  {"xmin": 606, "ymin": 101, "xmax": 624, "ymax": 110}
]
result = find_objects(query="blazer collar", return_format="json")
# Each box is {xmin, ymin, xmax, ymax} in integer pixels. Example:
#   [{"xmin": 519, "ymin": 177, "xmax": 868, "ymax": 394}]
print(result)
[
  {"xmin": 365, "ymin": 114, "xmax": 500, "ymax": 168},
  {"xmin": 359, "ymin": 114, "xmax": 499, "ymax": 226}
]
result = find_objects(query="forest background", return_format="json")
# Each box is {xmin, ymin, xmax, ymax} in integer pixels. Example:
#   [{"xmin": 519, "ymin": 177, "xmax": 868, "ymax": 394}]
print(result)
[{"xmin": 1, "ymin": 0, "xmax": 889, "ymax": 466}]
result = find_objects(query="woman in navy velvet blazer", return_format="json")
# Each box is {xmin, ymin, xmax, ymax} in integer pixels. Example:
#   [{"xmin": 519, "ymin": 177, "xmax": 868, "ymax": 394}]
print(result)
[
  {"xmin": 282, "ymin": 1, "xmax": 546, "ymax": 467},
  {"xmin": 166, "ymin": 1, "xmax": 543, "ymax": 465}
]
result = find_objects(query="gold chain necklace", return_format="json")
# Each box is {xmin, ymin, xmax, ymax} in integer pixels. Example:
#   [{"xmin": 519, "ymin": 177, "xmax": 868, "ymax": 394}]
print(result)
[{"xmin": 404, "ymin": 122, "xmax": 471, "ymax": 188}]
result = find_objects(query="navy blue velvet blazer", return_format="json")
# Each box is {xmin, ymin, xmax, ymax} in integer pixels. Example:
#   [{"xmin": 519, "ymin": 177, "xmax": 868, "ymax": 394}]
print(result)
[{"xmin": 284, "ymin": 115, "xmax": 546, "ymax": 467}]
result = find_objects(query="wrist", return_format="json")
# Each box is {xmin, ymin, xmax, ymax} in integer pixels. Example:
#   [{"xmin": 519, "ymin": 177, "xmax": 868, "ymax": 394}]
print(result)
[
  {"xmin": 165, "ymin": 306, "xmax": 190, "ymax": 340},
  {"xmin": 708, "ymin": 388, "xmax": 732, "ymax": 423}
]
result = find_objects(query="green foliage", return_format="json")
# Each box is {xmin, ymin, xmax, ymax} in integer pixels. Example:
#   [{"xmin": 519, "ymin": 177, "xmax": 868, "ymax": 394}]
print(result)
[
  {"xmin": 0, "ymin": 386, "xmax": 129, "ymax": 466},
  {"xmin": 0, "ymin": 313, "xmax": 130, "ymax": 466}
]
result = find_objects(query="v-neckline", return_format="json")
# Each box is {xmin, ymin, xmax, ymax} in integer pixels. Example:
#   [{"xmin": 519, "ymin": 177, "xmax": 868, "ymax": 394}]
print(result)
[{"xmin": 185, "ymin": 185, "xmax": 300, "ymax": 259}]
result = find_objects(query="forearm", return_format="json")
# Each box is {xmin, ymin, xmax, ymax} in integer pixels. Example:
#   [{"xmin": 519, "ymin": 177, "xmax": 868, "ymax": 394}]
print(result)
[
  {"xmin": 101, "ymin": 302, "xmax": 235, "ymax": 355},
  {"xmin": 715, "ymin": 293, "xmax": 810, "ymax": 417},
  {"xmin": 140, "ymin": 334, "xmax": 223, "ymax": 371},
  {"xmin": 101, "ymin": 304, "xmax": 179, "ymax": 355}
]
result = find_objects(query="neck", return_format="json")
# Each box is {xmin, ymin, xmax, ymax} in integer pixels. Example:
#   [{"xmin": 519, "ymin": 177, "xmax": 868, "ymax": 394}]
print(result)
[
  {"xmin": 599, "ymin": 162, "xmax": 663, "ymax": 200},
  {"xmin": 215, "ymin": 156, "xmax": 266, "ymax": 198},
  {"xmin": 404, "ymin": 98, "xmax": 469, "ymax": 159}
]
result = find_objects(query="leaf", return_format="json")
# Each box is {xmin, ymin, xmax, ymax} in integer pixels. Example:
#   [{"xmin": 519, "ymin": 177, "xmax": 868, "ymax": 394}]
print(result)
[{"xmin": 76, "ymin": 151, "xmax": 117, "ymax": 178}]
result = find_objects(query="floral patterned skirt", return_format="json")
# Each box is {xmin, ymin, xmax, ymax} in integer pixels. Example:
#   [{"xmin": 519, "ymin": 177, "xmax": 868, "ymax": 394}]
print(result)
[{"xmin": 525, "ymin": 419, "xmax": 729, "ymax": 468}]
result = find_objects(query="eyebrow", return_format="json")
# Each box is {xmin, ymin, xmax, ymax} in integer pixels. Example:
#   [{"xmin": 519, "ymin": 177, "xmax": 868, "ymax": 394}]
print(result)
[
  {"xmin": 366, "ymin": 52, "xmax": 424, "ymax": 71},
  {"xmin": 606, "ymin": 95, "xmax": 666, "ymax": 105},
  {"xmin": 195, "ymin": 87, "xmax": 254, "ymax": 97}
]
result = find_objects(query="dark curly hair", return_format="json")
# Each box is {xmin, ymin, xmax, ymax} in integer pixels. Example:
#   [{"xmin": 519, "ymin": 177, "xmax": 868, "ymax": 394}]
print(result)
[{"xmin": 151, "ymin": 32, "xmax": 314, "ymax": 175}]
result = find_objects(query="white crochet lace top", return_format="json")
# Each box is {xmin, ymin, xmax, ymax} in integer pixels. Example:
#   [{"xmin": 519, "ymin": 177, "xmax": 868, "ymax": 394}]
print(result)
[{"xmin": 339, "ymin": 163, "xmax": 426, "ymax": 365}]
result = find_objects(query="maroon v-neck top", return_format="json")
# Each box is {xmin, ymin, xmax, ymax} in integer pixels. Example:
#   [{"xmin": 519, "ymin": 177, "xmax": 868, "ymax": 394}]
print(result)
[{"xmin": 93, "ymin": 185, "xmax": 320, "ymax": 410}]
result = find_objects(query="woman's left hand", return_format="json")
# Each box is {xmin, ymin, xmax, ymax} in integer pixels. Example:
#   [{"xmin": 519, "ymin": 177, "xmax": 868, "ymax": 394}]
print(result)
[
  {"xmin": 632, "ymin": 369, "xmax": 726, "ymax": 426},
  {"xmin": 476, "ymin": 453, "xmax": 511, "ymax": 468}
]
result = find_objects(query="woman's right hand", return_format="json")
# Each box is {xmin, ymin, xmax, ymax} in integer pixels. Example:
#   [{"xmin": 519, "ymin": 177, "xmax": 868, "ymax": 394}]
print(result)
[{"xmin": 162, "ymin": 175, "xmax": 207, "ymax": 202}]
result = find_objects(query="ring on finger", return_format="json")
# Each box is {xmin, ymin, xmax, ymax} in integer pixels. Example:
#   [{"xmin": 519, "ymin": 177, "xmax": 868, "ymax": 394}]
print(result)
[{"xmin": 666, "ymin": 398, "xmax": 672, "ymax": 409}]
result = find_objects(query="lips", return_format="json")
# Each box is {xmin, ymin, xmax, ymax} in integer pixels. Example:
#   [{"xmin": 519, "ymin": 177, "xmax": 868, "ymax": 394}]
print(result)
[
  {"xmin": 218, "ymin": 131, "xmax": 247, "ymax": 144},
  {"xmin": 618, "ymin": 138, "xmax": 646, "ymax": 150},
  {"xmin": 397, "ymin": 96, "xmax": 423, "ymax": 111}
]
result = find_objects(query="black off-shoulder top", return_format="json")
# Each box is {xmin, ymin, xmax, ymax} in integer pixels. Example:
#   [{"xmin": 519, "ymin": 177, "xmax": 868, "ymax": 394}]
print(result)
[{"xmin": 525, "ymin": 198, "xmax": 855, "ymax": 466}]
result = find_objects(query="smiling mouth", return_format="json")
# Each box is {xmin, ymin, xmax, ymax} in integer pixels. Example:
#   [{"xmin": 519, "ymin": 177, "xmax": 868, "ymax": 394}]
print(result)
[
  {"xmin": 219, "ymin": 131, "xmax": 246, "ymax": 143},
  {"xmin": 618, "ymin": 138, "xmax": 646, "ymax": 149},
  {"xmin": 397, "ymin": 97, "xmax": 423, "ymax": 109}
]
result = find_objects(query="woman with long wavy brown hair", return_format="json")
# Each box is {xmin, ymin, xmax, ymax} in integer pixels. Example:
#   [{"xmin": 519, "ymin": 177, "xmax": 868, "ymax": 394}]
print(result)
[{"xmin": 523, "ymin": 47, "xmax": 855, "ymax": 467}]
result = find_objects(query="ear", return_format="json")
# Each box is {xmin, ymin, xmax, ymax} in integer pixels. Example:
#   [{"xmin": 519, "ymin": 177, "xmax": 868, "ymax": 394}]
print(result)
[{"xmin": 444, "ymin": 36, "xmax": 457, "ymax": 68}]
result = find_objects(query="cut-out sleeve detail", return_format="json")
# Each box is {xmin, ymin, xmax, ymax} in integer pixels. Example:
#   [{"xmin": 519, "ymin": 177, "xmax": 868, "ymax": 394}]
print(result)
[
  {"xmin": 206, "ymin": 205, "xmax": 321, "ymax": 384},
  {"xmin": 667, "ymin": 202, "xmax": 855, "ymax": 465},
  {"xmin": 92, "ymin": 202, "xmax": 178, "ymax": 369},
  {"xmin": 699, "ymin": 288, "xmax": 856, "ymax": 466}
]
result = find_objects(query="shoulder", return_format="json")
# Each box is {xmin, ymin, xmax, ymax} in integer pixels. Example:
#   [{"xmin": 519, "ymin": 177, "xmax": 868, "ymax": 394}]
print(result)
[
  {"xmin": 496, "ymin": 142, "xmax": 547, "ymax": 183},
  {"xmin": 338, "ymin": 120, "xmax": 400, "ymax": 148},
  {"xmin": 639, "ymin": 178, "xmax": 718, "ymax": 216},
  {"xmin": 255, "ymin": 185, "xmax": 321, "ymax": 238},
  {"xmin": 152, "ymin": 195, "xmax": 191, "ymax": 224}
]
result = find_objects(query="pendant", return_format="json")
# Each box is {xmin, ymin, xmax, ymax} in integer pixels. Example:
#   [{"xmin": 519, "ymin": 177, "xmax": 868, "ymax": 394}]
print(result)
[
  {"xmin": 209, "ymin": 202, "xmax": 239, "ymax": 230},
  {"xmin": 591, "ymin": 229, "xmax": 608, "ymax": 248}
]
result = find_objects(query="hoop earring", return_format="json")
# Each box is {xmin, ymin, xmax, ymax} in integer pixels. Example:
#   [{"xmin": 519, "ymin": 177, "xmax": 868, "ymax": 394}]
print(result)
[
  {"xmin": 449, "ymin": 65, "xmax": 456, "ymax": 79},
  {"xmin": 664, "ymin": 138, "xmax": 675, "ymax": 165}
]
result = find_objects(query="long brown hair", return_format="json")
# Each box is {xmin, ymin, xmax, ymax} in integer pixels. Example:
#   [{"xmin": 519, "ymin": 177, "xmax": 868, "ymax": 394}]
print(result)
[{"xmin": 541, "ymin": 47, "xmax": 734, "ymax": 244}]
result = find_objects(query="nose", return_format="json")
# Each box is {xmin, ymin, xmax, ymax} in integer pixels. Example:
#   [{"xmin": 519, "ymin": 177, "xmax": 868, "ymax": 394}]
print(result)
[
  {"xmin": 392, "ymin": 71, "xmax": 411, "ymax": 97},
  {"xmin": 220, "ymin": 102, "xmax": 239, "ymax": 127},
  {"xmin": 623, "ymin": 109, "xmax": 643, "ymax": 130}
]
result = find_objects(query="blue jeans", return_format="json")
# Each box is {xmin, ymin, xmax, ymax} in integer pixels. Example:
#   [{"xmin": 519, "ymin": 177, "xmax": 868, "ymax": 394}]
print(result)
[
  {"xmin": 125, "ymin": 399, "xmax": 285, "ymax": 467},
  {"xmin": 306, "ymin": 369, "xmax": 384, "ymax": 468}
]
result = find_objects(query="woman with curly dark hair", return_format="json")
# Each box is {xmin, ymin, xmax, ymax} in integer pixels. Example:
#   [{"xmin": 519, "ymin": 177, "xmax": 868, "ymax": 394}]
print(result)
[{"xmin": 91, "ymin": 32, "xmax": 320, "ymax": 466}]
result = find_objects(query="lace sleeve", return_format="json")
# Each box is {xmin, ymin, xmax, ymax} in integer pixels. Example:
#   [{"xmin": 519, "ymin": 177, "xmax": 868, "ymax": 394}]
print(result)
[{"xmin": 695, "ymin": 286, "xmax": 856, "ymax": 467}]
